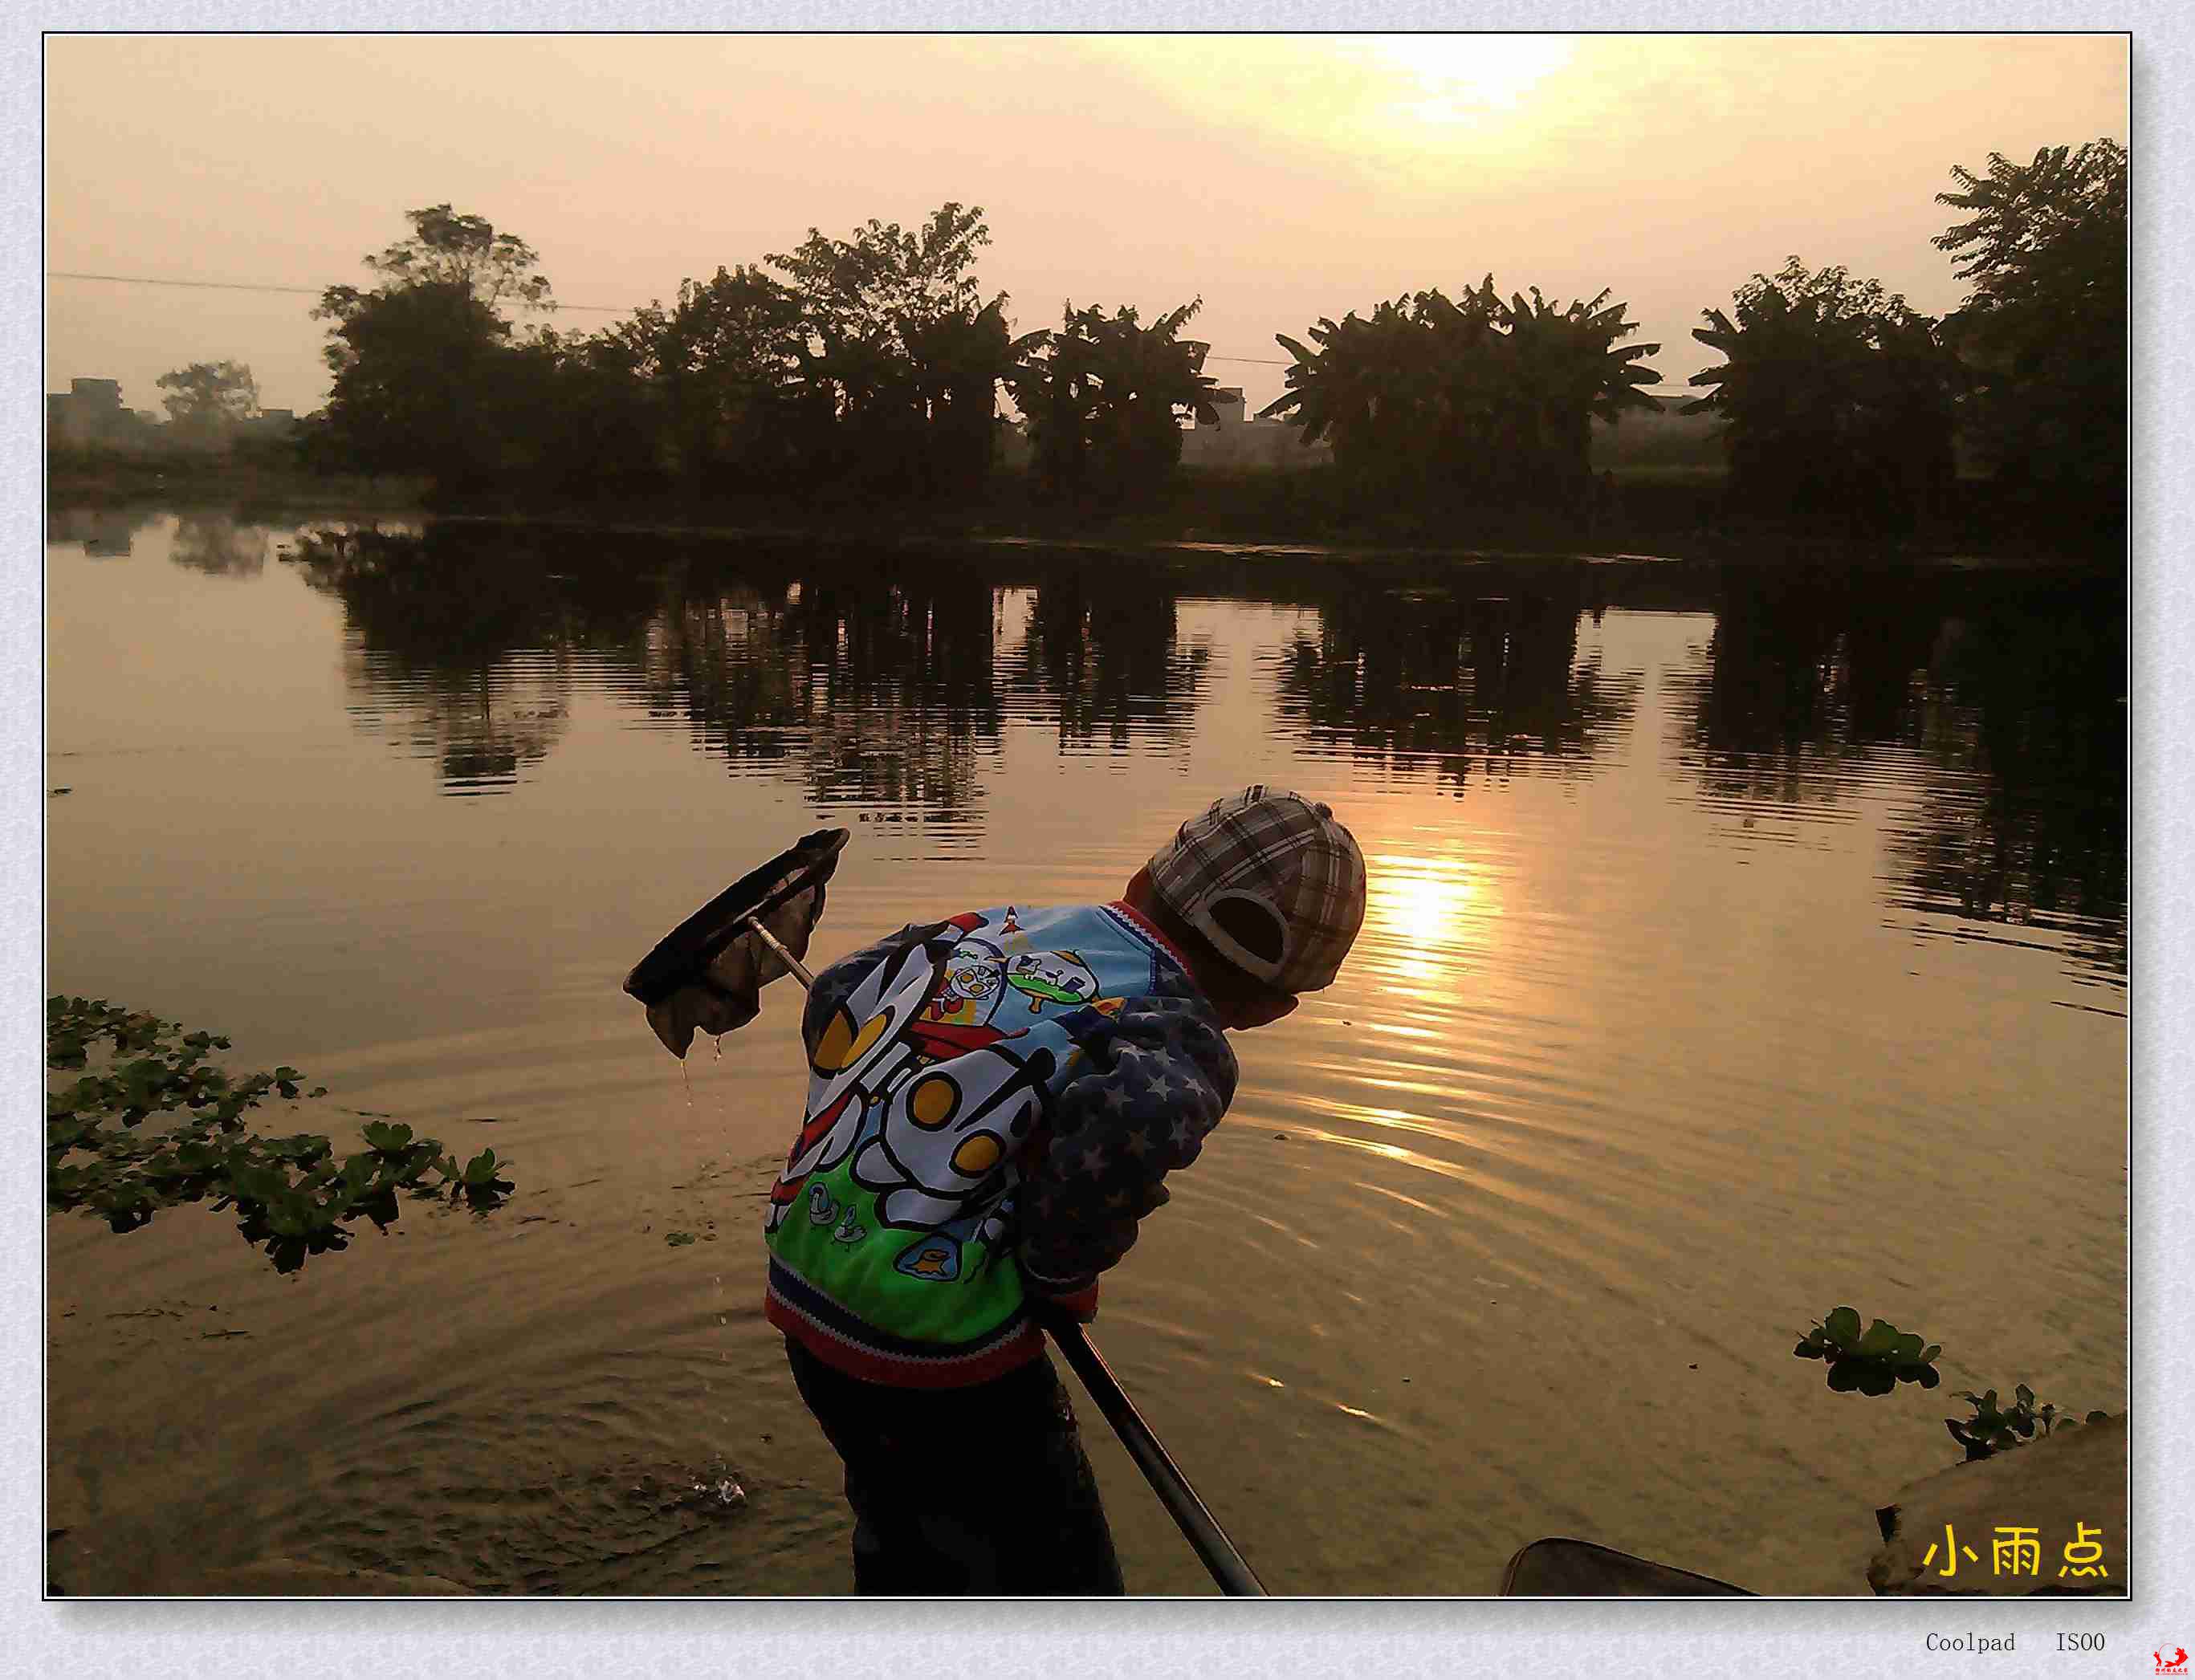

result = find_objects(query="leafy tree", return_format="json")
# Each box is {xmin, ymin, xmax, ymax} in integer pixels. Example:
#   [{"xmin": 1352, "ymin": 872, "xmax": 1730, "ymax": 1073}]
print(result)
[
  {"xmin": 312, "ymin": 205, "xmax": 556, "ymax": 486},
  {"xmin": 351, "ymin": 201, "xmax": 555, "ymax": 315},
  {"xmin": 768, "ymin": 204, "xmax": 1027, "ymax": 492},
  {"xmin": 1686, "ymin": 258, "xmax": 1961, "ymax": 533},
  {"xmin": 1011, "ymin": 301, "xmax": 1219, "ymax": 500},
  {"xmin": 1413, "ymin": 284, "xmax": 1512, "ymax": 496},
  {"xmin": 313, "ymin": 279, "xmax": 513, "ymax": 482},
  {"xmin": 648, "ymin": 265, "xmax": 805, "ymax": 486},
  {"xmin": 1492, "ymin": 285, "xmax": 1661, "ymax": 505},
  {"xmin": 497, "ymin": 323, "xmax": 669, "ymax": 495},
  {"xmin": 155, "ymin": 360, "xmax": 259, "ymax": 437},
  {"xmin": 1932, "ymin": 140, "xmax": 2126, "ymax": 506},
  {"xmin": 1262, "ymin": 280, "xmax": 1659, "ymax": 509},
  {"xmin": 902, "ymin": 296, "xmax": 1043, "ymax": 494},
  {"xmin": 768, "ymin": 203, "xmax": 991, "ymax": 349},
  {"xmin": 785, "ymin": 323, "xmax": 927, "ymax": 488},
  {"xmin": 1263, "ymin": 299, "xmax": 1450, "ymax": 498}
]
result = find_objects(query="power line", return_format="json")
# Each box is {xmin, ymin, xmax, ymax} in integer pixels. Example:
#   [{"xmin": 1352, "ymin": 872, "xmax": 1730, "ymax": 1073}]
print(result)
[
  {"xmin": 44, "ymin": 271, "xmax": 1695, "ymax": 385},
  {"xmin": 47, "ymin": 270, "xmax": 632, "ymax": 314},
  {"xmin": 45, "ymin": 268, "xmax": 1294, "ymax": 363}
]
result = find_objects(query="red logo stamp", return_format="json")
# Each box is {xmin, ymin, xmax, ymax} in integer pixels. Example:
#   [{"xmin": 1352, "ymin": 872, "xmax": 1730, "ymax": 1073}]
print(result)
[{"xmin": 2156, "ymin": 1649, "xmax": 2189, "ymax": 1676}]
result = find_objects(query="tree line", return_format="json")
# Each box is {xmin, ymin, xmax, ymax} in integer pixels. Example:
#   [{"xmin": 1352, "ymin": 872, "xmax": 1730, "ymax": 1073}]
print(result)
[
  {"xmin": 273, "ymin": 139, "xmax": 2123, "ymax": 538},
  {"xmin": 303, "ymin": 202, "xmax": 1220, "ymax": 504}
]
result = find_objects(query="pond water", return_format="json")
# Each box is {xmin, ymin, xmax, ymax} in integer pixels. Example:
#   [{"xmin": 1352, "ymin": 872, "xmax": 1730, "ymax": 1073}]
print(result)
[{"xmin": 43, "ymin": 507, "xmax": 2127, "ymax": 1597}]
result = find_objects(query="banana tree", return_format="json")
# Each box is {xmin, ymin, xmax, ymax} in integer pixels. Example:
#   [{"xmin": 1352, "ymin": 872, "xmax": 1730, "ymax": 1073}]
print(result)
[
  {"xmin": 1259, "ymin": 299, "xmax": 1447, "ymax": 494},
  {"xmin": 901, "ymin": 297, "xmax": 1045, "ymax": 494},
  {"xmin": 1264, "ymin": 279, "xmax": 1658, "ymax": 509},
  {"xmin": 784, "ymin": 322, "xmax": 925, "ymax": 486},
  {"xmin": 1011, "ymin": 301, "xmax": 1219, "ymax": 500},
  {"xmin": 1004, "ymin": 320, "xmax": 1089, "ymax": 494},
  {"xmin": 1412, "ymin": 283, "xmax": 1509, "ymax": 495},
  {"xmin": 1493, "ymin": 285, "xmax": 1661, "ymax": 505}
]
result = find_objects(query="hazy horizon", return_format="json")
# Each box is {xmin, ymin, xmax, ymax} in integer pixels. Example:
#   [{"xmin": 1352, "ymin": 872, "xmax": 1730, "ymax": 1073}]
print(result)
[{"xmin": 45, "ymin": 32, "xmax": 2128, "ymax": 418}]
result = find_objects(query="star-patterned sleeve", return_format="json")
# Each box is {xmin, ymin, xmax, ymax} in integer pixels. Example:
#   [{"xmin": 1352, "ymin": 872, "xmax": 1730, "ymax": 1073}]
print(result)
[{"xmin": 1018, "ymin": 993, "xmax": 1240, "ymax": 1320}]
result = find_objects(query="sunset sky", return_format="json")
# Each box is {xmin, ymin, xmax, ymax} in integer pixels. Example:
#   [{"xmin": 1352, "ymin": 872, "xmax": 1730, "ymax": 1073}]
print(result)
[{"xmin": 43, "ymin": 33, "xmax": 2128, "ymax": 417}]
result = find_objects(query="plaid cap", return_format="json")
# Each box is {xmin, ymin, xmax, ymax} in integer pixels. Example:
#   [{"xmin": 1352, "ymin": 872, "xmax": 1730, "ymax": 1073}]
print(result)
[{"xmin": 1146, "ymin": 787, "xmax": 1366, "ymax": 994}]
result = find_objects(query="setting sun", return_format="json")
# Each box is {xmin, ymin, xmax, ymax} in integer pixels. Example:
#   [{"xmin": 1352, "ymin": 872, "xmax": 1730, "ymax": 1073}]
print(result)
[{"xmin": 1360, "ymin": 35, "xmax": 1575, "ymax": 125}]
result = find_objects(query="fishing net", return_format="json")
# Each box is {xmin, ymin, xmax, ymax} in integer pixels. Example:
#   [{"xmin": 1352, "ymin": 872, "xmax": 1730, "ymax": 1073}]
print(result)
[{"xmin": 623, "ymin": 827, "xmax": 850, "ymax": 1058}]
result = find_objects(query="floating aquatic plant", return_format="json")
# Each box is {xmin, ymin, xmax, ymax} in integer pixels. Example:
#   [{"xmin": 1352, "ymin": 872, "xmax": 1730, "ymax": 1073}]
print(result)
[
  {"xmin": 1791, "ymin": 1306, "xmax": 1942, "ymax": 1394},
  {"xmin": 47, "ymin": 995, "xmax": 513, "ymax": 1273},
  {"xmin": 1945, "ymin": 1385, "xmax": 2112, "ymax": 1461},
  {"xmin": 1790, "ymin": 1304, "xmax": 2112, "ymax": 1465}
]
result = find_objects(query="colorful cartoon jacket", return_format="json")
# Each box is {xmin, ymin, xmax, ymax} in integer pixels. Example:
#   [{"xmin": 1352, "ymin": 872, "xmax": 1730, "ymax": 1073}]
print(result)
[{"xmin": 762, "ymin": 901, "xmax": 1239, "ymax": 1388}]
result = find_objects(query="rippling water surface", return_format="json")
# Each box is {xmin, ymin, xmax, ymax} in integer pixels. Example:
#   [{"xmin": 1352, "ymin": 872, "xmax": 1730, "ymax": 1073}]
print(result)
[{"xmin": 44, "ymin": 508, "xmax": 2126, "ymax": 1596}]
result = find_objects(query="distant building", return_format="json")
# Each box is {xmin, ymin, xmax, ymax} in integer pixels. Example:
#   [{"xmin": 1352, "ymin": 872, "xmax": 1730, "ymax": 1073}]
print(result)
[
  {"xmin": 1180, "ymin": 386, "xmax": 1334, "ymax": 471},
  {"xmin": 46, "ymin": 378, "xmax": 151, "ymax": 449},
  {"xmin": 46, "ymin": 376, "xmax": 301, "ymax": 454}
]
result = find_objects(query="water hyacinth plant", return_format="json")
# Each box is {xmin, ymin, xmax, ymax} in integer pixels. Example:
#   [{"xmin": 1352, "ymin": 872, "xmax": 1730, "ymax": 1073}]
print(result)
[
  {"xmin": 1945, "ymin": 1385, "xmax": 2112, "ymax": 1462},
  {"xmin": 47, "ymin": 995, "xmax": 512, "ymax": 1273},
  {"xmin": 1790, "ymin": 1306, "xmax": 2113, "ymax": 1466},
  {"xmin": 1792, "ymin": 1306, "xmax": 1943, "ymax": 1394}
]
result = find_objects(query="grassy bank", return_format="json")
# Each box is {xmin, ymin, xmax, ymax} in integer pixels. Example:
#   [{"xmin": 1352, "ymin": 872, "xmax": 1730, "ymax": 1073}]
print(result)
[
  {"xmin": 46, "ymin": 450, "xmax": 2120, "ymax": 568},
  {"xmin": 45, "ymin": 450, "xmax": 430, "ymax": 515},
  {"xmin": 432, "ymin": 466, "xmax": 2116, "ymax": 568}
]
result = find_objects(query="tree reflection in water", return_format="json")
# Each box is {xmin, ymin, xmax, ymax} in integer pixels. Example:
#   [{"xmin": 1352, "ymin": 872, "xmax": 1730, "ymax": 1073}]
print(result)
[
  {"xmin": 287, "ymin": 524, "xmax": 2124, "ymax": 987},
  {"xmin": 292, "ymin": 525, "xmax": 623, "ymax": 796},
  {"xmin": 1002, "ymin": 571, "xmax": 1213, "ymax": 751},
  {"xmin": 1271, "ymin": 580, "xmax": 1641, "ymax": 792},
  {"xmin": 1680, "ymin": 570, "xmax": 2124, "ymax": 983},
  {"xmin": 169, "ymin": 512, "xmax": 277, "ymax": 578},
  {"xmin": 290, "ymin": 530, "xmax": 1223, "ymax": 831},
  {"xmin": 630, "ymin": 563, "xmax": 1005, "ymax": 833}
]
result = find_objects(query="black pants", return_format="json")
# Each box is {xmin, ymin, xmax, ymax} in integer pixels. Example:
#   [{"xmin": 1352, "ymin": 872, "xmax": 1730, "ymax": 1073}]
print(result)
[{"xmin": 784, "ymin": 1337, "xmax": 1126, "ymax": 1595}]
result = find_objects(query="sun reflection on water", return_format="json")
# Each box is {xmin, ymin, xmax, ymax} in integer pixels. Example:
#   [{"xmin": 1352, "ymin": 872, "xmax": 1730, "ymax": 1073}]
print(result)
[{"xmin": 1362, "ymin": 851, "xmax": 1497, "ymax": 988}]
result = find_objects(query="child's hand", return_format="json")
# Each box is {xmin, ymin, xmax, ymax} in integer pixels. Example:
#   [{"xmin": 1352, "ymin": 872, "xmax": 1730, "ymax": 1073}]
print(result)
[{"xmin": 1028, "ymin": 1278, "xmax": 1100, "ymax": 1327}]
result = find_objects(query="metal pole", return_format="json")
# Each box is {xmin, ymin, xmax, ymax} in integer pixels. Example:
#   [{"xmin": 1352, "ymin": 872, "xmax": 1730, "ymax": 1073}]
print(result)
[
  {"xmin": 1045, "ymin": 1316, "xmax": 1269, "ymax": 1596},
  {"xmin": 753, "ymin": 914, "xmax": 1268, "ymax": 1595},
  {"xmin": 739, "ymin": 913, "xmax": 814, "ymax": 988}
]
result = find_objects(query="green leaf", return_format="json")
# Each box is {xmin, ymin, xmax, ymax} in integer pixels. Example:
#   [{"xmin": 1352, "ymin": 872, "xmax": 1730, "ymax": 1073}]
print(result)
[
  {"xmin": 666, "ymin": 1231, "xmax": 696, "ymax": 1247},
  {"xmin": 1823, "ymin": 1307, "xmax": 1861, "ymax": 1347},
  {"xmin": 1826, "ymin": 1361, "xmax": 1863, "ymax": 1393},
  {"xmin": 1856, "ymin": 1319, "xmax": 1900, "ymax": 1357},
  {"xmin": 2085, "ymin": 1409, "xmax": 2110, "ymax": 1424}
]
